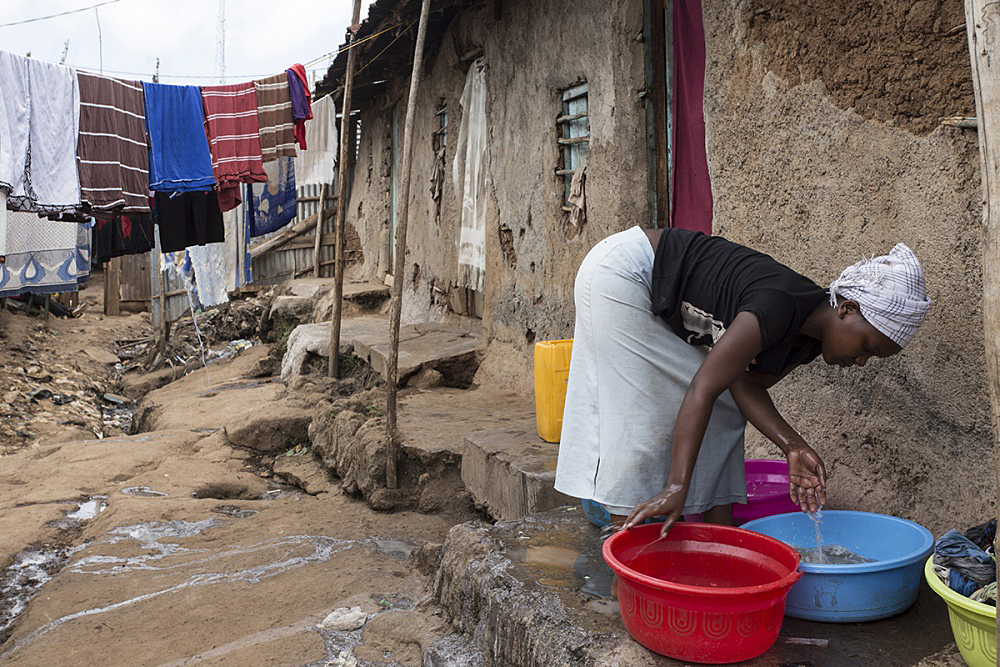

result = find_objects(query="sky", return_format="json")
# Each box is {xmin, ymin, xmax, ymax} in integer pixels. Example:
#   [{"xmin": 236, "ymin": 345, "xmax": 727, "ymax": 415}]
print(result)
[{"xmin": 0, "ymin": 0, "xmax": 376, "ymax": 86}]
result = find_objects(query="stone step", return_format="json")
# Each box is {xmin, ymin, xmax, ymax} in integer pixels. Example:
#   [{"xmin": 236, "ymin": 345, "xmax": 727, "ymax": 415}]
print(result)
[
  {"xmin": 432, "ymin": 509, "xmax": 960, "ymax": 667},
  {"xmin": 281, "ymin": 317, "xmax": 482, "ymax": 387},
  {"xmin": 352, "ymin": 321, "xmax": 482, "ymax": 387}
]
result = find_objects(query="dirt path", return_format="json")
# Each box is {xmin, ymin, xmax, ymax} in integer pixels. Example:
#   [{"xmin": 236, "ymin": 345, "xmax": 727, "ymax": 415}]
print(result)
[{"xmin": 0, "ymin": 303, "xmax": 479, "ymax": 666}]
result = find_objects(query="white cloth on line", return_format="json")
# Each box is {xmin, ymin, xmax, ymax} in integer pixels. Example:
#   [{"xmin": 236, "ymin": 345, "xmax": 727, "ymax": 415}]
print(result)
[
  {"xmin": 0, "ymin": 50, "xmax": 30, "ymax": 219},
  {"xmin": 554, "ymin": 226, "xmax": 749, "ymax": 516},
  {"xmin": 294, "ymin": 94, "xmax": 338, "ymax": 187},
  {"xmin": 453, "ymin": 58, "xmax": 487, "ymax": 292},
  {"xmin": 0, "ymin": 191, "xmax": 7, "ymax": 257},
  {"xmin": 6, "ymin": 55, "xmax": 81, "ymax": 214},
  {"xmin": 186, "ymin": 242, "xmax": 230, "ymax": 308}
]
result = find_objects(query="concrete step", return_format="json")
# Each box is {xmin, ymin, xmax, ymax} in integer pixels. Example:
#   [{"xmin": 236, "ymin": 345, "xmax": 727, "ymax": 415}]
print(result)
[
  {"xmin": 461, "ymin": 418, "xmax": 573, "ymax": 521},
  {"xmin": 432, "ymin": 509, "xmax": 961, "ymax": 667}
]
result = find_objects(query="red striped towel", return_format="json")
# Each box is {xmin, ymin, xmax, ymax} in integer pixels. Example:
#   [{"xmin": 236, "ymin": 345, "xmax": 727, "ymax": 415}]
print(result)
[{"xmin": 201, "ymin": 82, "xmax": 267, "ymax": 212}]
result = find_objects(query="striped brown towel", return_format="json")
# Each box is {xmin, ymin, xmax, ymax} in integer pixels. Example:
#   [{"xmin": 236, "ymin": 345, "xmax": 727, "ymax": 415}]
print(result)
[
  {"xmin": 254, "ymin": 73, "xmax": 296, "ymax": 163},
  {"xmin": 76, "ymin": 72, "xmax": 150, "ymax": 214}
]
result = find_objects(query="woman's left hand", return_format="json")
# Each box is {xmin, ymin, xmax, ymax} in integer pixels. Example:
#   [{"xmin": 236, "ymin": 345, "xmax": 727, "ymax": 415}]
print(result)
[
  {"xmin": 787, "ymin": 445, "xmax": 827, "ymax": 512},
  {"xmin": 621, "ymin": 482, "xmax": 689, "ymax": 538}
]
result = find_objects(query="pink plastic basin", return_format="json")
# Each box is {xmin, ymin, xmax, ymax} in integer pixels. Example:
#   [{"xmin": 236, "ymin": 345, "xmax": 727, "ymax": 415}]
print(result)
[{"xmin": 686, "ymin": 459, "xmax": 800, "ymax": 525}]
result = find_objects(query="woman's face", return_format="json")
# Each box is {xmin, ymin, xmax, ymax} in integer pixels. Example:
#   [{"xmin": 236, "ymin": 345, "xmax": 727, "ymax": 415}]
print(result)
[{"xmin": 821, "ymin": 301, "xmax": 902, "ymax": 368}]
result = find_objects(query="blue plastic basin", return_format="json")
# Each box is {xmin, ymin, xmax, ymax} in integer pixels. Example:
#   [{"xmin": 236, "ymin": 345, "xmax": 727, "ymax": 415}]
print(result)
[{"xmin": 741, "ymin": 510, "xmax": 934, "ymax": 622}]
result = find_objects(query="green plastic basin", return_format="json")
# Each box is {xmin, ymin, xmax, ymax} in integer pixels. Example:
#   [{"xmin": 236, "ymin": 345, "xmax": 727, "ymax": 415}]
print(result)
[{"xmin": 923, "ymin": 556, "xmax": 997, "ymax": 667}]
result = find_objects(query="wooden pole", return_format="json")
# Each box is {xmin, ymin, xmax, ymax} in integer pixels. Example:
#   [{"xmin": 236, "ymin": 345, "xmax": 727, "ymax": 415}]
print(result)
[
  {"xmin": 964, "ymin": 0, "xmax": 1000, "ymax": 554},
  {"xmin": 329, "ymin": 0, "xmax": 364, "ymax": 379},
  {"xmin": 313, "ymin": 183, "xmax": 328, "ymax": 277},
  {"xmin": 385, "ymin": 0, "xmax": 433, "ymax": 490},
  {"xmin": 106, "ymin": 256, "xmax": 121, "ymax": 316}
]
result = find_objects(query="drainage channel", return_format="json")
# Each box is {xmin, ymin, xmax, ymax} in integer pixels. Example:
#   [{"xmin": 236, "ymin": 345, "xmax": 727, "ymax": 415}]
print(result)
[{"xmin": 0, "ymin": 495, "xmax": 107, "ymax": 643}]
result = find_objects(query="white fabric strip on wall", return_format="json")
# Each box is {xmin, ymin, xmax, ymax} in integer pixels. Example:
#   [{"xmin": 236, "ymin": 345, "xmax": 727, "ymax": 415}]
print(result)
[{"xmin": 454, "ymin": 58, "xmax": 487, "ymax": 292}]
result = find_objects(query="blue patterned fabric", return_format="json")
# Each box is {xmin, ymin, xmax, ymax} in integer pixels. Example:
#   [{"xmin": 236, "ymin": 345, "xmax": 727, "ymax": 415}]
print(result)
[
  {"xmin": 247, "ymin": 157, "xmax": 296, "ymax": 237},
  {"xmin": 0, "ymin": 211, "xmax": 89, "ymax": 297}
]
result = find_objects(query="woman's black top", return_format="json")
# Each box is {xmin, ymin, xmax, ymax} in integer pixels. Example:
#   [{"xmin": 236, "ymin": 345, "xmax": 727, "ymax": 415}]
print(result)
[{"xmin": 650, "ymin": 228, "xmax": 828, "ymax": 377}]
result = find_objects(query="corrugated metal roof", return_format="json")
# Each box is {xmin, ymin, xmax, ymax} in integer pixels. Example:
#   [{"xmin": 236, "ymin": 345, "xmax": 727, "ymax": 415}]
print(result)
[{"xmin": 314, "ymin": 0, "xmax": 476, "ymax": 109}]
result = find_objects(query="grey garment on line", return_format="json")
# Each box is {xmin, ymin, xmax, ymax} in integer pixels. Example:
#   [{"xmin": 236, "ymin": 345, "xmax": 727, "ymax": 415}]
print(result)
[{"xmin": 554, "ymin": 226, "xmax": 749, "ymax": 516}]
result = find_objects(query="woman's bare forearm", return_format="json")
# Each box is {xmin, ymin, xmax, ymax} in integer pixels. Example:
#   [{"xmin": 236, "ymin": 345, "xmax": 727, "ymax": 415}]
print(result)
[{"xmin": 729, "ymin": 376, "xmax": 809, "ymax": 455}]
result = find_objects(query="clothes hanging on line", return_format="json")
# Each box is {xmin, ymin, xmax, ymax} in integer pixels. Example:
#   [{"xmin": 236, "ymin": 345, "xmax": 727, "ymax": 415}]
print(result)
[
  {"xmin": 92, "ymin": 213, "xmax": 155, "ymax": 263},
  {"xmin": 76, "ymin": 73, "xmax": 151, "ymax": 215},
  {"xmin": 0, "ymin": 213, "xmax": 89, "ymax": 298},
  {"xmin": 0, "ymin": 51, "xmax": 30, "ymax": 257},
  {"xmin": 142, "ymin": 82, "xmax": 217, "ymax": 192},
  {"xmin": 155, "ymin": 190, "xmax": 225, "ymax": 254},
  {"xmin": 201, "ymin": 82, "xmax": 268, "ymax": 213},
  {"xmin": 6, "ymin": 55, "xmax": 81, "ymax": 216},
  {"xmin": 294, "ymin": 94, "xmax": 338, "ymax": 187},
  {"xmin": 247, "ymin": 157, "xmax": 296, "ymax": 237},
  {"xmin": 254, "ymin": 73, "xmax": 296, "ymax": 163},
  {"xmin": 286, "ymin": 64, "xmax": 312, "ymax": 150}
]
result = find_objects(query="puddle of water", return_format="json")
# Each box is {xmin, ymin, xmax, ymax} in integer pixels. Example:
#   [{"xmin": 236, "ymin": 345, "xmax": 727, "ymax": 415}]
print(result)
[
  {"xmin": 121, "ymin": 487, "xmax": 168, "ymax": 498},
  {"xmin": 510, "ymin": 526, "xmax": 615, "ymax": 599},
  {"xmin": 211, "ymin": 505, "xmax": 258, "ymax": 519},
  {"xmin": 587, "ymin": 598, "xmax": 620, "ymax": 616},
  {"xmin": 371, "ymin": 539, "xmax": 418, "ymax": 560},
  {"xmin": 524, "ymin": 546, "xmax": 578, "ymax": 569},
  {"xmin": 66, "ymin": 496, "xmax": 108, "ymax": 520}
]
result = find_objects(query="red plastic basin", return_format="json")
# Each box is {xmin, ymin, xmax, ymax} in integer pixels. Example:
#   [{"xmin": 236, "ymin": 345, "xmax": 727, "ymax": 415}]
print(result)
[{"xmin": 602, "ymin": 522, "xmax": 802, "ymax": 664}]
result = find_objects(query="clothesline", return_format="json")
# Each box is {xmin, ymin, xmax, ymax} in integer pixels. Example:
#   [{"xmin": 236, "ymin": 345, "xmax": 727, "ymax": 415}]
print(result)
[
  {"xmin": 0, "ymin": 0, "xmax": 129, "ymax": 28},
  {"xmin": 0, "ymin": 46, "xmax": 340, "ymax": 316}
]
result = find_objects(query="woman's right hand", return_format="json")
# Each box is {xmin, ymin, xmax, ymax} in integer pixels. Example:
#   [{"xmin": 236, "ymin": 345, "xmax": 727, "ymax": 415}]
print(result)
[
  {"xmin": 787, "ymin": 445, "xmax": 827, "ymax": 512},
  {"xmin": 621, "ymin": 482, "xmax": 689, "ymax": 538}
]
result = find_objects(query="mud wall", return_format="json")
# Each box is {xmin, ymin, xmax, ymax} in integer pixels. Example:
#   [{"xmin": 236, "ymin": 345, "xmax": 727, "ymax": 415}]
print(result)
[
  {"xmin": 343, "ymin": 0, "xmax": 650, "ymax": 381},
  {"xmin": 704, "ymin": 0, "xmax": 991, "ymax": 532}
]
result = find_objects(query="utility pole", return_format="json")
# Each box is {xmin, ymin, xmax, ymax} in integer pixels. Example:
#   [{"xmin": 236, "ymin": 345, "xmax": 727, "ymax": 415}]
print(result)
[
  {"xmin": 215, "ymin": 0, "xmax": 226, "ymax": 83},
  {"xmin": 384, "ymin": 0, "xmax": 433, "ymax": 489},
  {"xmin": 963, "ymin": 0, "xmax": 1000, "ymax": 552},
  {"xmin": 329, "ymin": 0, "xmax": 364, "ymax": 379}
]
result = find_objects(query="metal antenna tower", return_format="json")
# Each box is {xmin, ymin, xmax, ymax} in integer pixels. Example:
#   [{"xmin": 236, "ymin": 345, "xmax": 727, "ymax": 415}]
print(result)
[
  {"xmin": 59, "ymin": 39, "xmax": 70, "ymax": 64},
  {"xmin": 215, "ymin": 0, "xmax": 226, "ymax": 83}
]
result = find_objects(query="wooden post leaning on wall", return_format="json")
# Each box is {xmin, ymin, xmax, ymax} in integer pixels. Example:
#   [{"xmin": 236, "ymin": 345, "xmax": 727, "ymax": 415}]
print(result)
[
  {"xmin": 964, "ymin": 0, "xmax": 1000, "ymax": 553},
  {"xmin": 105, "ymin": 256, "xmax": 121, "ymax": 316},
  {"xmin": 314, "ymin": 183, "xmax": 328, "ymax": 277},
  {"xmin": 329, "ymin": 0, "xmax": 365, "ymax": 379},
  {"xmin": 385, "ymin": 0, "xmax": 433, "ymax": 490}
]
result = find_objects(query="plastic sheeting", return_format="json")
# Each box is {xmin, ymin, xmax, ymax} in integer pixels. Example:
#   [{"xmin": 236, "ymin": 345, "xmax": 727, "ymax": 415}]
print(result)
[{"xmin": 453, "ymin": 58, "xmax": 486, "ymax": 292}]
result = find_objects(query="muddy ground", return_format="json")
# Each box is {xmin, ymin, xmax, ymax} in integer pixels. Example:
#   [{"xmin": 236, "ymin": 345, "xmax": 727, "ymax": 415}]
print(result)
[
  {"xmin": 0, "ymin": 279, "xmax": 971, "ymax": 667},
  {"xmin": 0, "ymin": 284, "xmax": 482, "ymax": 667}
]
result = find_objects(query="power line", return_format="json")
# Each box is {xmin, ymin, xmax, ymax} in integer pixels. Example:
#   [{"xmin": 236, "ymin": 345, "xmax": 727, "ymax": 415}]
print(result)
[{"xmin": 0, "ymin": 0, "xmax": 128, "ymax": 28}]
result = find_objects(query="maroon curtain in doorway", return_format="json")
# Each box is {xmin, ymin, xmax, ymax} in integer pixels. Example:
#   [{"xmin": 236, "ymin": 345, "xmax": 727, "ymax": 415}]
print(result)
[{"xmin": 671, "ymin": 0, "xmax": 712, "ymax": 235}]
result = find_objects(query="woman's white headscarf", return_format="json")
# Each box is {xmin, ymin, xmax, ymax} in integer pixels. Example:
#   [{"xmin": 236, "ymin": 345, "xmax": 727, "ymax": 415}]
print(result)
[{"xmin": 828, "ymin": 243, "xmax": 931, "ymax": 348}]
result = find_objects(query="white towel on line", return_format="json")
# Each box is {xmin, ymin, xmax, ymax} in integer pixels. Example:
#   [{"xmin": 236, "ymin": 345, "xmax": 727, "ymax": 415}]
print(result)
[
  {"xmin": 6, "ymin": 55, "xmax": 81, "ymax": 214},
  {"xmin": 294, "ymin": 94, "xmax": 338, "ymax": 187}
]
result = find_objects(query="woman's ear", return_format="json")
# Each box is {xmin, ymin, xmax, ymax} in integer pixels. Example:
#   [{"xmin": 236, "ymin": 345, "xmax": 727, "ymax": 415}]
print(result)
[{"xmin": 837, "ymin": 299, "xmax": 861, "ymax": 318}]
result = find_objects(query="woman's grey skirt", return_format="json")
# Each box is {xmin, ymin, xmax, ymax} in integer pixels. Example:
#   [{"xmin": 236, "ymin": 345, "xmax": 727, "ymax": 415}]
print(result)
[{"xmin": 553, "ymin": 226, "xmax": 748, "ymax": 516}]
